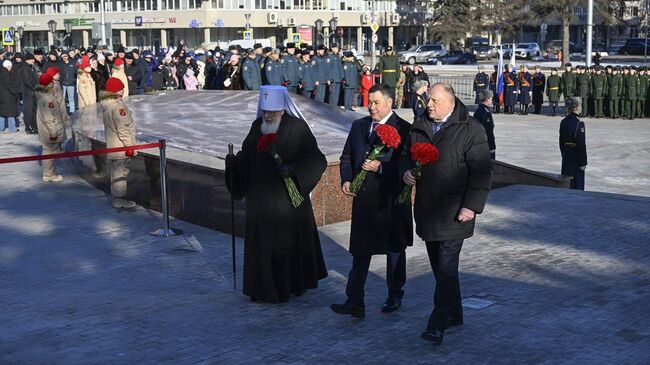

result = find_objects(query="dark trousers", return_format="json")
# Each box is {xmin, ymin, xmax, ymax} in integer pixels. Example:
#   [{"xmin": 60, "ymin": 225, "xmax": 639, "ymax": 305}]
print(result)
[
  {"xmin": 345, "ymin": 250, "xmax": 406, "ymax": 306},
  {"xmin": 344, "ymin": 88, "xmax": 355, "ymax": 110},
  {"xmin": 570, "ymin": 168, "xmax": 585, "ymax": 190},
  {"xmin": 425, "ymin": 240, "xmax": 464, "ymax": 331},
  {"xmin": 23, "ymin": 92, "xmax": 37, "ymax": 132},
  {"xmin": 314, "ymin": 84, "xmax": 327, "ymax": 102}
]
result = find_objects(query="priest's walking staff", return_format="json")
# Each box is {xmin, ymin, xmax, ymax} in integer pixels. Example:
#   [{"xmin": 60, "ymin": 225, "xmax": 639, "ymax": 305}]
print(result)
[{"xmin": 228, "ymin": 143, "xmax": 237, "ymax": 290}]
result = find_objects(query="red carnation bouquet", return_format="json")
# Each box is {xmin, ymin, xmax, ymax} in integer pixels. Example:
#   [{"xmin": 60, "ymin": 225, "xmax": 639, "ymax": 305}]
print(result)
[
  {"xmin": 397, "ymin": 142, "xmax": 440, "ymax": 204},
  {"xmin": 350, "ymin": 124, "xmax": 401, "ymax": 194},
  {"xmin": 256, "ymin": 133, "xmax": 304, "ymax": 208}
]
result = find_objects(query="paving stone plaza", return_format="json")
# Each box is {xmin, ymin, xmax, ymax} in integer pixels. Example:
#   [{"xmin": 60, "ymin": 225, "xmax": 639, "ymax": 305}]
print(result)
[{"xmin": 1, "ymin": 110, "xmax": 649, "ymax": 364}]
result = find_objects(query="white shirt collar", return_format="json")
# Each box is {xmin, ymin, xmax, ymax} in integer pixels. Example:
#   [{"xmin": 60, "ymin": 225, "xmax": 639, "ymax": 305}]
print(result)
[
  {"xmin": 373, "ymin": 111, "xmax": 393, "ymax": 125},
  {"xmin": 435, "ymin": 110, "xmax": 453, "ymax": 124}
]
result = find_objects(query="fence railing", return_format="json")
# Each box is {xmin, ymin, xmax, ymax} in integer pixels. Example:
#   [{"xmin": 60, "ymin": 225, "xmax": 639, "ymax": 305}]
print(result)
[{"xmin": 427, "ymin": 76, "xmax": 476, "ymax": 101}]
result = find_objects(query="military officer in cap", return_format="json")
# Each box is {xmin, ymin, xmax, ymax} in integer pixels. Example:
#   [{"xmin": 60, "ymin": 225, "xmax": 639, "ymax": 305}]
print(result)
[
  {"xmin": 608, "ymin": 66, "xmax": 623, "ymax": 118},
  {"xmin": 620, "ymin": 66, "xmax": 630, "ymax": 118},
  {"xmin": 637, "ymin": 66, "xmax": 647, "ymax": 118},
  {"xmin": 282, "ymin": 43, "xmax": 301, "ymax": 93},
  {"xmin": 263, "ymin": 48, "xmax": 283, "ymax": 86},
  {"xmin": 342, "ymin": 51, "xmax": 361, "ymax": 111},
  {"xmin": 253, "ymin": 43, "xmax": 264, "ymax": 64},
  {"xmin": 503, "ymin": 64, "xmax": 518, "ymax": 114},
  {"xmin": 546, "ymin": 68, "xmax": 562, "ymax": 117},
  {"xmin": 378, "ymin": 46, "xmax": 400, "ymax": 107},
  {"xmin": 473, "ymin": 65, "xmax": 490, "ymax": 105},
  {"xmin": 590, "ymin": 66, "xmax": 606, "ymax": 118},
  {"xmin": 326, "ymin": 43, "xmax": 344, "ymax": 107},
  {"xmin": 625, "ymin": 66, "xmax": 639, "ymax": 120},
  {"xmin": 298, "ymin": 48, "xmax": 319, "ymax": 99},
  {"xmin": 313, "ymin": 45, "xmax": 329, "ymax": 102},
  {"xmin": 489, "ymin": 65, "xmax": 501, "ymax": 113},
  {"xmin": 576, "ymin": 66, "xmax": 591, "ymax": 117},
  {"xmin": 532, "ymin": 65, "xmax": 546, "ymax": 114},
  {"xmin": 518, "ymin": 65, "xmax": 532, "ymax": 114},
  {"xmin": 559, "ymin": 97, "xmax": 587, "ymax": 190},
  {"xmin": 561, "ymin": 63, "xmax": 576, "ymax": 106},
  {"xmin": 242, "ymin": 49, "xmax": 262, "ymax": 90},
  {"xmin": 604, "ymin": 66, "xmax": 613, "ymax": 117}
]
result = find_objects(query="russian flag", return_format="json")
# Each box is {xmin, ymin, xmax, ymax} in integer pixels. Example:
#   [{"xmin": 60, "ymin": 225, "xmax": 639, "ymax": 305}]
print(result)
[{"xmin": 496, "ymin": 45, "xmax": 505, "ymax": 103}]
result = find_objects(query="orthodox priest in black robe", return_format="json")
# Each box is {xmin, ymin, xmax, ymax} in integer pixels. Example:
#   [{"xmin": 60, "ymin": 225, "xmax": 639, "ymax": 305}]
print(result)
[{"xmin": 226, "ymin": 85, "xmax": 328, "ymax": 303}]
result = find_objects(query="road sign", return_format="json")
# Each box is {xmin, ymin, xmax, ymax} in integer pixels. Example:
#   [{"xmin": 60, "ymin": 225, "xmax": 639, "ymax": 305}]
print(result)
[
  {"xmin": 135, "ymin": 16, "xmax": 143, "ymax": 27},
  {"xmin": 540, "ymin": 23, "xmax": 547, "ymax": 32},
  {"xmin": 2, "ymin": 28, "xmax": 13, "ymax": 46},
  {"xmin": 370, "ymin": 22, "xmax": 379, "ymax": 34},
  {"xmin": 291, "ymin": 32, "xmax": 301, "ymax": 44},
  {"xmin": 243, "ymin": 30, "xmax": 253, "ymax": 41},
  {"xmin": 371, "ymin": 33, "xmax": 378, "ymax": 44}
]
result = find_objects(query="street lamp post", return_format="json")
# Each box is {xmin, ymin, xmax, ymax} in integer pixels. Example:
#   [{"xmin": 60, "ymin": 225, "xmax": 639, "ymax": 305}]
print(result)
[
  {"xmin": 315, "ymin": 19, "xmax": 324, "ymax": 46},
  {"xmin": 13, "ymin": 26, "xmax": 23, "ymax": 52},
  {"xmin": 329, "ymin": 16, "xmax": 338, "ymax": 48},
  {"xmin": 48, "ymin": 20, "xmax": 73, "ymax": 47}
]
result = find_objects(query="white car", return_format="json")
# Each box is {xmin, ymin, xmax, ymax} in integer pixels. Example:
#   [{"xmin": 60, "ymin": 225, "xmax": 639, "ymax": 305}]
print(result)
[{"xmin": 514, "ymin": 43, "xmax": 541, "ymax": 59}]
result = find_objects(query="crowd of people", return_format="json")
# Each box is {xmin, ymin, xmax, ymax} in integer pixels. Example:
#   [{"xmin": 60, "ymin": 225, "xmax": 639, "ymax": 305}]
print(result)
[{"xmin": 474, "ymin": 62, "xmax": 649, "ymax": 119}]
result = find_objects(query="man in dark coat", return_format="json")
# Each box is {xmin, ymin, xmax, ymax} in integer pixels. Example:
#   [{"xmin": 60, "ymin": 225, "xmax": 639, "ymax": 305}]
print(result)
[
  {"xmin": 341, "ymin": 51, "xmax": 361, "ymax": 111},
  {"xmin": 225, "ymin": 86, "xmax": 328, "ymax": 303},
  {"xmin": 473, "ymin": 90, "xmax": 496, "ymax": 159},
  {"xmin": 332, "ymin": 84, "xmax": 413, "ymax": 318},
  {"xmin": 402, "ymin": 83, "xmax": 492, "ymax": 345},
  {"xmin": 0, "ymin": 61, "xmax": 19, "ymax": 132},
  {"xmin": 559, "ymin": 97, "xmax": 587, "ymax": 190},
  {"xmin": 124, "ymin": 54, "xmax": 144, "ymax": 95},
  {"xmin": 531, "ymin": 65, "xmax": 546, "ymax": 114},
  {"xmin": 20, "ymin": 53, "xmax": 40, "ymax": 134}
]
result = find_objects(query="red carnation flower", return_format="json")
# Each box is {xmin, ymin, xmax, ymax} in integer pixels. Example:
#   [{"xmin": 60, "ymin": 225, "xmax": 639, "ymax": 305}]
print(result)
[
  {"xmin": 411, "ymin": 142, "xmax": 440, "ymax": 165},
  {"xmin": 375, "ymin": 124, "xmax": 401, "ymax": 149},
  {"xmin": 256, "ymin": 133, "xmax": 278, "ymax": 152}
]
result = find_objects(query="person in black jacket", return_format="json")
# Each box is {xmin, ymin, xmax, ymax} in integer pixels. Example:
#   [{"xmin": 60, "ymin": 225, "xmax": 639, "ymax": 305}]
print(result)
[
  {"xmin": 20, "ymin": 53, "xmax": 40, "ymax": 134},
  {"xmin": 559, "ymin": 97, "xmax": 587, "ymax": 190},
  {"xmin": 59, "ymin": 53, "xmax": 77, "ymax": 114},
  {"xmin": 410, "ymin": 79, "xmax": 429, "ymax": 124},
  {"xmin": 0, "ymin": 61, "xmax": 19, "ymax": 132},
  {"xmin": 402, "ymin": 83, "xmax": 492, "ymax": 345},
  {"xmin": 331, "ymin": 84, "xmax": 413, "ymax": 318},
  {"xmin": 124, "ymin": 53, "xmax": 143, "ymax": 95},
  {"xmin": 473, "ymin": 90, "xmax": 496, "ymax": 159}
]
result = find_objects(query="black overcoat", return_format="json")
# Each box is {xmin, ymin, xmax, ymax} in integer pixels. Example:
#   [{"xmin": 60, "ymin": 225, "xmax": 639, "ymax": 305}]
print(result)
[
  {"xmin": 226, "ymin": 114, "xmax": 328, "ymax": 303},
  {"xmin": 339, "ymin": 113, "xmax": 413, "ymax": 256},
  {"xmin": 0, "ymin": 68, "xmax": 19, "ymax": 117},
  {"xmin": 402, "ymin": 98, "xmax": 492, "ymax": 242}
]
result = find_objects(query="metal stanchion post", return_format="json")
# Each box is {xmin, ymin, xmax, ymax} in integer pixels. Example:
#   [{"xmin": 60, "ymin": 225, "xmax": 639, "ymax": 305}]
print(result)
[{"xmin": 151, "ymin": 139, "xmax": 182, "ymax": 237}]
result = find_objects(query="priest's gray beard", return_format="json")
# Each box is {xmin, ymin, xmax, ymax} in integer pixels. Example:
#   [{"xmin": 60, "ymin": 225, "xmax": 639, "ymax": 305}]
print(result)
[{"xmin": 261, "ymin": 116, "xmax": 282, "ymax": 135}]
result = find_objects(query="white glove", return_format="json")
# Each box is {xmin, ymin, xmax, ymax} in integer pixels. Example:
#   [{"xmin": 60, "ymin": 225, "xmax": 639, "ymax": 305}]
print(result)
[{"xmin": 579, "ymin": 165, "xmax": 586, "ymax": 171}]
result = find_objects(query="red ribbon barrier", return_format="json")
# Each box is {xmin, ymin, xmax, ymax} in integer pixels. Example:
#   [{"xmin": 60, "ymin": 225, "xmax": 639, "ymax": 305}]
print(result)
[{"xmin": 0, "ymin": 142, "xmax": 161, "ymax": 165}]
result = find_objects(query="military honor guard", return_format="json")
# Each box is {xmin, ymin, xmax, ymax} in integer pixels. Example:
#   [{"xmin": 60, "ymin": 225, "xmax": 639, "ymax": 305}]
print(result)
[
  {"xmin": 625, "ymin": 66, "xmax": 639, "ymax": 120},
  {"xmin": 473, "ymin": 65, "xmax": 490, "ymax": 105},
  {"xmin": 378, "ymin": 46, "xmax": 400, "ymax": 108},
  {"xmin": 517, "ymin": 65, "xmax": 532, "ymax": 115},
  {"xmin": 546, "ymin": 68, "xmax": 561, "ymax": 117},
  {"xmin": 561, "ymin": 63, "xmax": 576, "ymax": 109},
  {"xmin": 532, "ymin": 65, "xmax": 546, "ymax": 114},
  {"xmin": 332, "ymin": 84, "xmax": 412, "ymax": 318},
  {"xmin": 503, "ymin": 64, "xmax": 518, "ymax": 114},
  {"xmin": 608, "ymin": 66, "xmax": 623, "ymax": 119},
  {"xmin": 225, "ymin": 85, "xmax": 328, "ymax": 303},
  {"xmin": 590, "ymin": 66, "xmax": 606, "ymax": 118},
  {"xmin": 36, "ymin": 73, "xmax": 67, "ymax": 182},
  {"xmin": 559, "ymin": 97, "xmax": 587, "ymax": 190},
  {"xmin": 637, "ymin": 66, "xmax": 647, "ymax": 118},
  {"xmin": 576, "ymin": 66, "xmax": 591, "ymax": 117}
]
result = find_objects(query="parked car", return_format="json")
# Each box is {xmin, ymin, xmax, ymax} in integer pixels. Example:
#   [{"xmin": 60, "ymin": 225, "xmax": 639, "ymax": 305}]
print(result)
[
  {"xmin": 398, "ymin": 44, "xmax": 446, "ymax": 65},
  {"xmin": 607, "ymin": 41, "xmax": 626, "ymax": 55},
  {"xmin": 473, "ymin": 45, "xmax": 497, "ymax": 60},
  {"xmin": 427, "ymin": 51, "xmax": 477, "ymax": 65},
  {"xmin": 495, "ymin": 44, "xmax": 514, "ymax": 58},
  {"xmin": 513, "ymin": 43, "xmax": 541, "ymax": 59},
  {"xmin": 619, "ymin": 38, "xmax": 650, "ymax": 55},
  {"xmin": 545, "ymin": 40, "xmax": 584, "ymax": 56}
]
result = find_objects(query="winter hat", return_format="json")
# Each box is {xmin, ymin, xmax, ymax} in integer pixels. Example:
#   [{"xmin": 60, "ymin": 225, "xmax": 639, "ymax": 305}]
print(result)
[
  {"xmin": 114, "ymin": 58, "xmax": 124, "ymax": 67},
  {"xmin": 80, "ymin": 55, "xmax": 91, "ymax": 69},
  {"xmin": 105, "ymin": 77, "xmax": 125, "ymax": 93},
  {"xmin": 46, "ymin": 67, "xmax": 59, "ymax": 76},
  {"xmin": 39, "ymin": 72, "xmax": 54, "ymax": 86},
  {"xmin": 2, "ymin": 60, "xmax": 11, "ymax": 69}
]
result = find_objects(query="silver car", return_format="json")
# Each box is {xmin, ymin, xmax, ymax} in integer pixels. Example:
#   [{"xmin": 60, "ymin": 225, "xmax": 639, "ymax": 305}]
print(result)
[
  {"xmin": 399, "ymin": 44, "xmax": 446, "ymax": 65},
  {"xmin": 514, "ymin": 43, "xmax": 541, "ymax": 59}
]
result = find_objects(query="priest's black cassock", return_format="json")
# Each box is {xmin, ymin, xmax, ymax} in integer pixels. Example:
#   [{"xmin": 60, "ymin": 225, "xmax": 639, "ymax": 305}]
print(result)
[{"xmin": 226, "ymin": 113, "xmax": 328, "ymax": 303}]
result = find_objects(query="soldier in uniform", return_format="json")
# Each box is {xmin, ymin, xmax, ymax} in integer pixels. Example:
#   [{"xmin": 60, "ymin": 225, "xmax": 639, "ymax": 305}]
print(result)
[
  {"xmin": 263, "ymin": 48, "xmax": 283, "ymax": 86},
  {"xmin": 620, "ymin": 66, "xmax": 630, "ymax": 118},
  {"xmin": 576, "ymin": 66, "xmax": 591, "ymax": 117},
  {"xmin": 313, "ymin": 45, "xmax": 329, "ymax": 102},
  {"xmin": 282, "ymin": 43, "xmax": 301, "ymax": 93},
  {"xmin": 503, "ymin": 64, "xmax": 518, "ymax": 114},
  {"xmin": 489, "ymin": 65, "xmax": 501, "ymax": 113},
  {"xmin": 636, "ymin": 66, "xmax": 648, "ymax": 118},
  {"xmin": 517, "ymin": 65, "xmax": 532, "ymax": 115},
  {"xmin": 395, "ymin": 63, "xmax": 408, "ymax": 109},
  {"xmin": 561, "ymin": 63, "xmax": 576, "ymax": 112},
  {"xmin": 546, "ymin": 68, "xmax": 562, "ymax": 117},
  {"xmin": 342, "ymin": 51, "xmax": 361, "ymax": 111},
  {"xmin": 242, "ymin": 49, "xmax": 262, "ymax": 91},
  {"xmin": 532, "ymin": 65, "xmax": 546, "ymax": 114},
  {"xmin": 626, "ymin": 66, "xmax": 639, "ymax": 120},
  {"xmin": 559, "ymin": 97, "xmax": 587, "ymax": 191},
  {"xmin": 35, "ymin": 73, "xmax": 67, "ymax": 182},
  {"xmin": 100, "ymin": 77, "xmax": 138, "ymax": 210},
  {"xmin": 377, "ymin": 46, "xmax": 400, "ymax": 108},
  {"xmin": 473, "ymin": 65, "xmax": 490, "ymax": 105},
  {"xmin": 473, "ymin": 90, "xmax": 496, "ymax": 159},
  {"xmin": 327, "ymin": 43, "xmax": 344, "ymax": 107},
  {"xmin": 604, "ymin": 66, "xmax": 613, "ymax": 117},
  {"xmin": 590, "ymin": 66, "xmax": 606, "ymax": 118},
  {"xmin": 298, "ymin": 49, "xmax": 318, "ymax": 99},
  {"xmin": 608, "ymin": 66, "xmax": 622, "ymax": 119}
]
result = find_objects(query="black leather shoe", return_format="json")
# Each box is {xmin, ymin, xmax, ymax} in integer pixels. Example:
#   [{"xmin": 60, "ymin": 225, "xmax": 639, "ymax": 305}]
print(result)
[
  {"xmin": 330, "ymin": 302, "xmax": 365, "ymax": 318},
  {"xmin": 381, "ymin": 297, "xmax": 402, "ymax": 313},
  {"xmin": 420, "ymin": 328, "xmax": 444, "ymax": 345},
  {"xmin": 445, "ymin": 317, "xmax": 463, "ymax": 330}
]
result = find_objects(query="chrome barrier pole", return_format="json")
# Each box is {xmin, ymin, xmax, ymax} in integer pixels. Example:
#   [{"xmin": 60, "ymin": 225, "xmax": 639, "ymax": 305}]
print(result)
[{"xmin": 151, "ymin": 139, "xmax": 182, "ymax": 237}]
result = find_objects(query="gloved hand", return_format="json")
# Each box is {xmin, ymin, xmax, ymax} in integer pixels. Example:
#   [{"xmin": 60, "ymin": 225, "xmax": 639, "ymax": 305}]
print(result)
[
  {"xmin": 276, "ymin": 163, "xmax": 292, "ymax": 178},
  {"xmin": 226, "ymin": 153, "xmax": 237, "ymax": 170}
]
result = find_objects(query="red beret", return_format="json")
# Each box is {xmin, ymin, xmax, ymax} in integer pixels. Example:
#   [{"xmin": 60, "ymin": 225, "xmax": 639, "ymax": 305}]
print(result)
[
  {"xmin": 39, "ymin": 72, "xmax": 54, "ymax": 86},
  {"xmin": 114, "ymin": 58, "xmax": 124, "ymax": 67},
  {"xmin": 46, "ymin": 67, "xmax": 59, "ymax": 76},
  {"xmin": 105, "ymin": 77, "xmax": 125, "ymax": 93}
]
